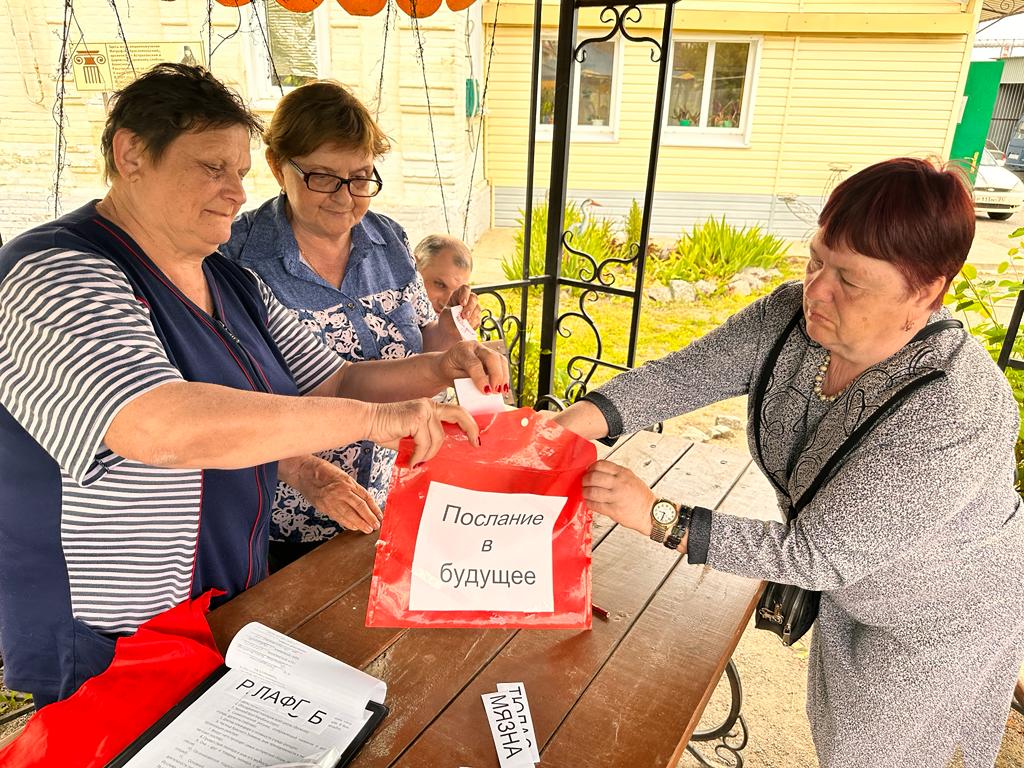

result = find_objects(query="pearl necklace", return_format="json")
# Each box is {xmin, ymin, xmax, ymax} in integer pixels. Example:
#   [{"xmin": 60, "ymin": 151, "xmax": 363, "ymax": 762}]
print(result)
[{"xmin": 813, "ymin": 350, "xmax": 848, "ymax": 403}]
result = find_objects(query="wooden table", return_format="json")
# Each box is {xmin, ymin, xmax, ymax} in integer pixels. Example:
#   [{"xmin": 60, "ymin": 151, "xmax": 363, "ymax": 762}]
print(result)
[{"xmin": 208, "ymin": 431, "xmax": 781, "ymax": 768}]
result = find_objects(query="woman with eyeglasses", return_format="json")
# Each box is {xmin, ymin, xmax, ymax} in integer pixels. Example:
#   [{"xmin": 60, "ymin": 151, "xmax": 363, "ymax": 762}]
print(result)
[
  {"xmin": 0, "ymin": 64, "xmax": 505, "ymax": 707},
  {"xmin": 222, "ymin": 81, "xmax": 483, "ymax": 569}
]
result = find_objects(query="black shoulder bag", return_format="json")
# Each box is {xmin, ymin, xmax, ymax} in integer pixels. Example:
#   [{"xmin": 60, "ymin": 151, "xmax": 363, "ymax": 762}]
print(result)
[{"xmin": 751, "ymin": 312, "xmax": 962, "ymax": 646}]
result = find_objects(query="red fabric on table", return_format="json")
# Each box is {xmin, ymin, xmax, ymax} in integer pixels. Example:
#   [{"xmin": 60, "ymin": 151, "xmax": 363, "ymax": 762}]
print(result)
[
  {"xmin": 0, "ymin": 591, "xmax": 224, "ymax": 768},
  {"xmin": 366, "ymin": 408, "xmax": 597, "ymax": 630}
]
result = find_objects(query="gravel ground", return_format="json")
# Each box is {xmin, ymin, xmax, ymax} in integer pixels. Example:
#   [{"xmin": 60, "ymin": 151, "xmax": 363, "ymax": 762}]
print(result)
[{"xmin": 680, "ymin": 618, "xmax": 1024, "ymax": 768}]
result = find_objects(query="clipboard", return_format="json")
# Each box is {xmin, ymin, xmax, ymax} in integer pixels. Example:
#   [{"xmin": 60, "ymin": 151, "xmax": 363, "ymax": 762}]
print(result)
[{"xmin": 106, "ymin": 665, "xmax": 389, "ymax": 768}]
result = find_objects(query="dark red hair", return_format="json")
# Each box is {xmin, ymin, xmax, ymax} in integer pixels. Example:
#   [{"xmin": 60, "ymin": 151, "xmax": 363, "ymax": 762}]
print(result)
[{"xmin": 818, "ymin": 157, "xmax": 974, "ymax": 307}]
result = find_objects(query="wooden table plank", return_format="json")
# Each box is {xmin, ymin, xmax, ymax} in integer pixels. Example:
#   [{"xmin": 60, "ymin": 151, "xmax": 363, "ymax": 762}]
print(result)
[
  {"xmin": 386, "ymin": 441, "xmax": 751, "ymax": 768},
  {"xmin": 203, "ymin": 435, "xmax": 781, "ymax": 768},
  {"xmin": 600, "ymin": 431, "xmax": 693, "ymax": 487},
  {"xmin": 207, "ymin": 532, "xmax": 377, "ymax": 652},
  {"xmin": 715, "ymin": 460, "xmax": 785, "ymax": 524},
  {"xmin": 378, "ymin": 524, "xmax": 680, "ymax": 768},
  {"xmin": 539, "ymin": 442, "xmax": 756, "ymax": 768}
]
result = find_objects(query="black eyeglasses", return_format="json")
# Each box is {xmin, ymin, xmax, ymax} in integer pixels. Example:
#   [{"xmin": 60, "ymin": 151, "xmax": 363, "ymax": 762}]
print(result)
[{"xmin": 288, "ymin": 160, "xmax": 383, "ymax": 198}]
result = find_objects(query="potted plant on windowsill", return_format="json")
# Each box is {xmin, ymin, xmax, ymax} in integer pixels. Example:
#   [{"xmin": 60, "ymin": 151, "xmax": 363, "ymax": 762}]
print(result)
[
  {"xmin": 671, "ymin": 107, "xmax": 695, "ymax": 127},
  {"xmin": 712, "ymin": 102, "xmax": 739, "ymax": 128}
]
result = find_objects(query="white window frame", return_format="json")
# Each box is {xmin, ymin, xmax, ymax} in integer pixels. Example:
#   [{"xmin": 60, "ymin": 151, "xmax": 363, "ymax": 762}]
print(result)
[
  {"xmin": 244, "ymin": 1, "xmax": 331, "ymax": 111},
  {"xmin": 661, "ymin": 35, "xmax": 761, "ymax": 149},
  {"xmin": 537, "ymin": 33, "xmax": 622, "ymax": 143}
]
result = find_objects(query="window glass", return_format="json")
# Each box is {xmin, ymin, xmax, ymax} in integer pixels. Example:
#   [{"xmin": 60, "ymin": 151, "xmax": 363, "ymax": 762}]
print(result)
[
  {"xmin": 539, "ymin": 40, "xmax": 557, "ymax": 125},
  {"xmin": 668, "ymin": 42, "xmax": 708, "ymax": 127},
  {"xmin": 576, "ymin": 40, "xmax": 615, "ymax": 127},
  {"xmin": 709, "ymin": 42, "xmax": 749, "ymax": 127}
]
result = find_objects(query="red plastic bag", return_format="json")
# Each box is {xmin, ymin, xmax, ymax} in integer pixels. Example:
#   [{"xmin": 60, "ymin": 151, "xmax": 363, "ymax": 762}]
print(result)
[
  {"xmin": 366, "ymin": 408, "xmax": 597, "ymax": 629},
  {"xmin": 0, "ymin": 591, "xmax": 224, "ymax": 768}
]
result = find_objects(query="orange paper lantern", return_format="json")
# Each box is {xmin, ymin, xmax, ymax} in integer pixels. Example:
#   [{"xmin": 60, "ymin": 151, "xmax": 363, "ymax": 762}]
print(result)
[
  {"xmin": 446, "ymin": 0, "xmax": 476, "ymax": 9},
  {"xmin": 274, "ymin": 0, "xmax": 324, "ymax": 10},
  {"xmin": 395, "ymin": 0, "xmax": 443, "ymax": 17},
  {"xmin": 214, "ymin": 0, "xmax": 252, "ymax": 6},
  {"xmin": 336, "ymin": 0, "xmax": 388, "ymax": 15}
]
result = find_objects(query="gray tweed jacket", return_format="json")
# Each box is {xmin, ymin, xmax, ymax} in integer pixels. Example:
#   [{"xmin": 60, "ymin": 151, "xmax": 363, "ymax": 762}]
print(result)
[{"xmin": 587, "ymin": 281, "xmax": 1024, "ymax": 768}]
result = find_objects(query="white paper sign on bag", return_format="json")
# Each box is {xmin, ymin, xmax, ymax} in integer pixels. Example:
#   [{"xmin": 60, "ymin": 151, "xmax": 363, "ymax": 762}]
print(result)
[{"xmin": 408, "ymin": 481, "xmax": 566, "ymax": 613}]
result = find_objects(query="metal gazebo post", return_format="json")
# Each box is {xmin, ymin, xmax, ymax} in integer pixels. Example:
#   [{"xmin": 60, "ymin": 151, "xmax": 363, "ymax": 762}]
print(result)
[{"xmin": 535, "ymin": 0, "xmax": 579, "ymax": 402}]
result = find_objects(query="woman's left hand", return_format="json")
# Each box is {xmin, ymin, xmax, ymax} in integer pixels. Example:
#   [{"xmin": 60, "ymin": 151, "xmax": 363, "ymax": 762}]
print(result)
[
  {"xmin": 434, "ymin": 339, "xmax": 509, "ymax": 395},
  {"xmin": 446, "ymin": 285, "xmax": 481, "ymax": 329},
  {"xmin": 582, "ymin": 460, "xmax": 656, "ymax": 536}
]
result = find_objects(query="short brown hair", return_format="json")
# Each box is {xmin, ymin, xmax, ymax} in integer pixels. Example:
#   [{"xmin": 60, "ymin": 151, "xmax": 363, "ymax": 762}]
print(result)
[
  {"xmin": 263, "ymin": 80, "xmax": 390, "ymax": 169},
  {"xmin": 100, "ymin": 63, "xmax": 262, "ymax": 182},
  {"xmin": 818, "ymin": 157, "xmax": 974, "ymax": 307}
]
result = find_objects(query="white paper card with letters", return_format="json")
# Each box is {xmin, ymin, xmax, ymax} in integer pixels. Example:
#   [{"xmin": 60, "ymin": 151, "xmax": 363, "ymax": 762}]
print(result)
[
  {"xmin": 408, "ymin": 481, "xmax": 566, "ymax": 613},
  {"xmin": 496, "ymin": 682, "xmax": 540, "ymax": 763},
  {"xmin": 453, "ymin": 377, "xmax": 505, "ymax": 416},
  {"xmin": 482, "ymin": 688, "xmax": 537, "ymax": 768}
]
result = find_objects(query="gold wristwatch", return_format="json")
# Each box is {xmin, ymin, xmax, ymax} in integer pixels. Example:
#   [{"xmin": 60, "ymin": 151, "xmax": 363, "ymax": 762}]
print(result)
[{"xmin": 649, "ymin": 498, "xmax": 679, "ymax": 544}]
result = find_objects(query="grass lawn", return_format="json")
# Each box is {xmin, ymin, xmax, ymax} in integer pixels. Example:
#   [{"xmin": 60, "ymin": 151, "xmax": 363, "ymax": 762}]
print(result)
[{"xmin": 482, "ymin": 257, "xmax": 805, "ymax": 405}]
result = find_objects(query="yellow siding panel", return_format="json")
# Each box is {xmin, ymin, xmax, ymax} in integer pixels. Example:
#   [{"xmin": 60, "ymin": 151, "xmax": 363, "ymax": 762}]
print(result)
[{"xmin": 484, "ymin": 26, "xmax": 967, "ymax": 199}]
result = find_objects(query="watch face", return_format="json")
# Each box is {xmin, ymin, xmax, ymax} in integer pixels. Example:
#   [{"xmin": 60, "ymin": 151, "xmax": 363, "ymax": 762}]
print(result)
[{"xmin": 652, "ymin": 501, "xmax": 677, "ymax": 525}]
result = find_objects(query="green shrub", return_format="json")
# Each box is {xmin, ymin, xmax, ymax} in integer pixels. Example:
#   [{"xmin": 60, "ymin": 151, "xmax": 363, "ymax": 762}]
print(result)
[
  {"xmin": 622, "ymin": 199, "xmax": 643, "ymax": 257},
  {"xmin": 946, "ymin": 230, "xmax": 1024, "ymax": 494},
  {"xmin": 653, "ymin": 216, "xmax": 789, "ymax": 288},
  {"xmin": 502, "ymin": 201, "xmax": 619, "ymax": 283}
]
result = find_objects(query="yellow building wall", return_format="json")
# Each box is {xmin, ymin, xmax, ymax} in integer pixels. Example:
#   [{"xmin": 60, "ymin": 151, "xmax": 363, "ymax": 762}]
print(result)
[
  {"xmin": 482, "ymin": 0, "xmax": 978, "ymax": 207},
  {"xmin": 0, "ymin": 0, "xmax": 490, "ymax": 243}
]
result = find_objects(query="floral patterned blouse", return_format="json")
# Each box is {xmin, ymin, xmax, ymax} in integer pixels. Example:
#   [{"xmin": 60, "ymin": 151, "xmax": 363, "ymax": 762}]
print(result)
[{"xmin": 222, "ymin": 195, "xmax": 436, "ymax": 543}]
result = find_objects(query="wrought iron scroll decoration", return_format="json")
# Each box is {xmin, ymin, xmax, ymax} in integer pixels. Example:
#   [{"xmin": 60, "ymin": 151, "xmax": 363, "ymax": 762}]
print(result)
[
  {"xmin": 686, "ymin": 659, "xmax": 749, "ymax": 768},
  {"xmin": 475, "ymin": 287, "xmax": 526, "ymax": 382},
  {"xmin": 563, "ymin": 230, "xmax": 640, "ymax": 287},
  {"xmin": 551, "ymin": 230, "xmax": 640, "ymax": 400},
  {"xmin": 573, "ymin": 4, "xmax": 663, "ymax": 63}
]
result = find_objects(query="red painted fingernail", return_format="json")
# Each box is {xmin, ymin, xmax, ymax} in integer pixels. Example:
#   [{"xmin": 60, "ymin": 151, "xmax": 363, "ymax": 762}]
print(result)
[
  {"xmin": 483, "ymin": 385, "xmax": 492, "ymax": 394},
  {"xmin": 503, "ymin": 384, "xmax": 510, "ymax": 393}
]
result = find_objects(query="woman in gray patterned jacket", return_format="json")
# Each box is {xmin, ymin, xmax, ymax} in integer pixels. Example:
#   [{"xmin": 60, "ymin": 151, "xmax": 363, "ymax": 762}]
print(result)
[{"xmin": 553, "ymin": 157, "xmax": 1024, "ymax": 767}]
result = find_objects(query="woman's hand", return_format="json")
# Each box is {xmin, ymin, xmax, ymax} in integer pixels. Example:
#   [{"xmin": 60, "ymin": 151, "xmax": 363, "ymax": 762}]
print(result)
[
  {"xmin": 446, "ymin": 285, "xmax": 481, "ymax": 329},
  {"xmin": 434, "ymin": 340, "xmax": 509, "ymax": 395},
  {"xmin": 367, "ymin": 399, "xmax": 480, "ymax": 466},
  {"xmin": 279, "ymin": 455, "xmax": 382, "ymax": 534},
  {"xmin": 582, "ymin": 460, "xmax": 656, "ymax": 536}
]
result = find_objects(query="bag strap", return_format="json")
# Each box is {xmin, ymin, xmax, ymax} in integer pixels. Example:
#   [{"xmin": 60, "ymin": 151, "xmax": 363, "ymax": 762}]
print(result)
[
  {"xmin": 790, "ymin": 318, "xmax": 962, "ymax": 513},
  {"xmin": 751, "ymin": 308, "xmax": 805, "ymax": 500},
  {"xmin": 791, "ymin": 369, "xmax": 943, "ymax": 513},
  {"xmin": 910, "ymin": 318, "xmax": 963, "ymax": 342},
  {"xmin": 752, "ymin": 310, "xmax": 963, "ymax": 514}
]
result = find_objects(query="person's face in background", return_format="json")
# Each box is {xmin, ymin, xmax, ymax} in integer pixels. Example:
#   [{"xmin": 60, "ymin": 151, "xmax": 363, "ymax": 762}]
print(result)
[{"xmin": 419, "ymin": 249, "xmax": 472, "ymax": 313}]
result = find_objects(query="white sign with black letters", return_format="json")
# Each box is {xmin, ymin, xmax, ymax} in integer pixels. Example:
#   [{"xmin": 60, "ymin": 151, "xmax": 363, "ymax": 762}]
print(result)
[{"xmin": 408, "ymin": 481, "xmax": 566, "ymax": 613}]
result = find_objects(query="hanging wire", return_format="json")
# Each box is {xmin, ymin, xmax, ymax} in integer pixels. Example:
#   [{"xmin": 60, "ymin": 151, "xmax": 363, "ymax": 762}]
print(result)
[
  {"xmin": 105, "ymin": 0, "xmax": 136, "ymax": 78},
  {"xmin": 462, "ymin": 17, "xmax": 476, "ymax": 151},
  {"xmin": 251, "ymin": 1, "xmax": 285, "ymax": 97},
  {"xmin": 410, "ymin": 0, "xmax": 451, "ymax": 233},
  {"xmin": 209, "ymin": 3, "xmax": 243, "ymax": 64},
  {"xmin": 374, "ymin": 0, "xmax": 393, "ymax": 118},
  {"xmin": 206, "ymin": 0, "xmax": 213, "ymax": 66},
  {"xmin": 460, "ymin": 0, "xmax": 501, "ymax": 240},
  {"xmin": 52, "ymin": 0, "xmax": 74, "ymax": 218}
]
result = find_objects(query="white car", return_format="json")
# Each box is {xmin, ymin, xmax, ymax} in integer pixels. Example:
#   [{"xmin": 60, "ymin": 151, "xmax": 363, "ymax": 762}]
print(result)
[{"xmin": 974, "ymin": 148, "xmax": 1024, "ymax": 221}]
